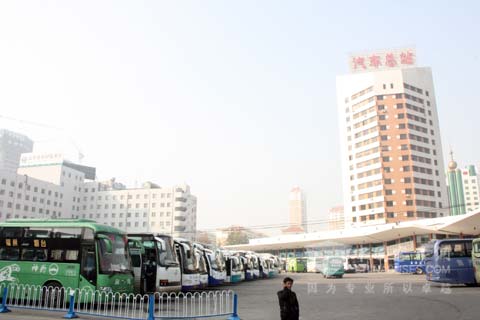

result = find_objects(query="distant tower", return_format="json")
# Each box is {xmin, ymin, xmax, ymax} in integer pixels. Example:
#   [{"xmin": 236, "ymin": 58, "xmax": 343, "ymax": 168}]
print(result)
[
  {"xmin": 288, "ymin": 186, "xmax": 307, "ymax": 232},
  {"xmin": 446, "ymin": 150, "xmax": 466, "ymax": 215}
]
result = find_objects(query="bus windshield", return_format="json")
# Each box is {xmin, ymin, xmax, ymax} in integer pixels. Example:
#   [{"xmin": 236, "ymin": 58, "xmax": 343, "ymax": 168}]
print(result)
[
  {"xmin": 155, "ymin": 236, "xmax": 178, "ymax": 267},
  {"xmin": 98, "ymin": 233, "xmax": 132, "ymax": 274},
  {"xmin": 197, "ymin": 252, "xmax": 208, "ymax": 273},
  {"xmin": 398, "ymin": 252, "xmax": 412, "ymax": 261},
  {"xmin": 473, "ymin": 241, "xmax": 480, "ymax": 255},
  {"xmin": 179, "ymin": 243, "xmax": 197, "ymax": 273},
  {"xmin": 424, "ymin": 243, "xmax": 434, "ymax": 258}
]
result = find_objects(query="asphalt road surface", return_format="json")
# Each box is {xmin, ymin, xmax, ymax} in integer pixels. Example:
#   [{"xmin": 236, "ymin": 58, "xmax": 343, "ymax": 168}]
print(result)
[
  {"xmin": 230, "ymin": 272, "xmax": 480, "ymax": 320},
  {"xmin": 3, "ymin": 272, "xmax": 480, "ymax": 319}
]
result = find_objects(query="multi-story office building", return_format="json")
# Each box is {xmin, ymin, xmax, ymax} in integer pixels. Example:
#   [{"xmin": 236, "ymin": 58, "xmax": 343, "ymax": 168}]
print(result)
[
  {"xmin": 0, "ymin": 129, "xmax": 33, "ymax": 172},
  {"xmin": 288, "ymin": 186, "xmax": 307, "ymax": 232},
  {"xmin": 80, "ymin": 181, "xmax": 197, "ymax": 239},
  {"xmin": 461, "ymin": 165, "xmax": 480, "ymax": 212},
  {"xmin": 0, "ymin": 168, "xmax": 68, "ymax": 220},
  {"xmin": 328, "ymin": 206, "xmax": 345, "ymax": 230},
  {"xmin": 0, "ymin": 152, "xmax": 197, "ymax": 240},
  {"xmin": 337, "ymin": 49, "xmax": 448, "ymax": 227}
]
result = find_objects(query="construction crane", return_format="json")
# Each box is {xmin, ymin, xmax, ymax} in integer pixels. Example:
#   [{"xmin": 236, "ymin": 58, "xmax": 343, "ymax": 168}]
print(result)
[{"xmin": 0, "ymin": 114, "xmax": 85, "ymax": 163}]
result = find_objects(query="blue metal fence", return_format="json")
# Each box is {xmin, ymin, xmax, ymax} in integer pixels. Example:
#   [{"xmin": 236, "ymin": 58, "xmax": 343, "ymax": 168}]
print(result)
[{"xmin": 0, "ymin": 283, "xmax": 240, "ymax": 319}]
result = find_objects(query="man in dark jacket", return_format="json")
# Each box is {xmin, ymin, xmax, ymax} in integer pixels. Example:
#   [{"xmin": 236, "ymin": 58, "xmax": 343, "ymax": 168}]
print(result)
[{"xmin": 277, "ymin": 277, "xmax": 299, "ymax": 320}]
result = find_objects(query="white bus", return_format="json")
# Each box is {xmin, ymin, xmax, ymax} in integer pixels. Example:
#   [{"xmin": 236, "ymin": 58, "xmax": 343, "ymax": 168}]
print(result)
[
  {"xmin": 174, "ymin": 238, "xmax": 200, "ymax": 291},
  {"xmin": 204, "ymin": 247, "xmax": 226, "ymax": 285},
  {"xmin": 223, "ymin": 251, "xmax": 242, "ymax": 283},
  {"xmin": 128, "ymin": 233, "xmax": 182, "ymax": 293},
  {"xmin": 193, "ymin": 244, "xmax": 209, "ymax": 289}
]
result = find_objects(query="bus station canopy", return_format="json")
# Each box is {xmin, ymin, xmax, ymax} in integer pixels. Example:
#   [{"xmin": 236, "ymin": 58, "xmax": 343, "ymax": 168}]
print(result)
[{"xmin": 226, "ymin": 210, "xmax": 480, "ymax": 252}]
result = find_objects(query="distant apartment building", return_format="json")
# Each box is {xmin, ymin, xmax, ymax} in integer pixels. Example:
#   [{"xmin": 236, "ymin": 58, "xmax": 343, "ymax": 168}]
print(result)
[
  {"xmin": 328, "ymin": 206, "xmax": 345, "ymax": 230},
  {"xmin": 446, "ymin": 158, "xmax": 480, "ymax": 214},
  {"xmin": 0, "ymin": 153, "xmax": 92, "ymax": 220},
  {"xmin": 0, "ymin": 129, "xmax": 33, "ymax": 172},
  {"xmin": 0, "ymin": 151, "xmax": 197, "ymax": 240},
  {"xmin": 80, "ymin": 181, "xmax": 197, "ymax": 240},
  {"xmin": 337, "ymin": 48, "xmax": 448, "ymax": 228},
  {"xmin": 286, "ymin": 186, "xmax": 307, "ymax": 233}
]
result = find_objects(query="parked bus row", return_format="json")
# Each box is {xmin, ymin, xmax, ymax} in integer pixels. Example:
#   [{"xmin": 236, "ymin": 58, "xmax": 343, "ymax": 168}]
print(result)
[
  {"xmin": 286, "ymin": 256, "xmax": 345, "ymax": 278},
  {"xmin": 127, "ymin": 235, "xmax": 281, "ymax": 294},
  {"xmin": 0, "ymin": 219, "xmax": 281, "ymax": 296},
  {"xmin": 394, "ymin": 238, "xmax": 480, "ymax": 286}
]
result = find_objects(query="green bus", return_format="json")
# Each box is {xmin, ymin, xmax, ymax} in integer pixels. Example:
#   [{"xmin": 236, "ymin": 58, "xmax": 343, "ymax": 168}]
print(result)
[
  {"xmin": 287, "ymin": 257, "xmax": 307, "ymax": 272},
  {"xmin": 0, "ymin": 219, "xmax": 134, "ymax": 294},
  {"xmin": 320, "ymin": 256, "xmax": 345, "ymax": 278}
]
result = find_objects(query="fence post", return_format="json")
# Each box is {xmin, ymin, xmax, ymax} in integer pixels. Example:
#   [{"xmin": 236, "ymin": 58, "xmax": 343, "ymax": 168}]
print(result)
[
  {"xmin": 227, "ymin": 293, "xmax": 240, "ymax": 320},
  {"xmin": 147, "ymin": 294, "xmax": 155, "ymax": 320},
  {"xmin": 0, "ymin": 287, "xmax": 10, "ymax": 313},
  {"xmin": 63, "ymin": 290, "xmax": 78, "ymax": 319}
]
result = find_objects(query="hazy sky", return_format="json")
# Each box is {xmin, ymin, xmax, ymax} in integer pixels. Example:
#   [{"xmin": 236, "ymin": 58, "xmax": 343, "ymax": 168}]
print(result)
[{"xmin": 0, "ymin": 1, "xmax": 479, "ymax": 232}]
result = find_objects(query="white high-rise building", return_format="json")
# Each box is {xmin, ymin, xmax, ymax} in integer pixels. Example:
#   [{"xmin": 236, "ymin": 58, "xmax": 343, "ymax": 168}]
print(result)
[
  {"xmin": 337, "ymin": 48, "xmax": 448, "ymax": 228},
  {"xmin": 0, "ymin": 129, "xmax": 33, "ymax": 172}
]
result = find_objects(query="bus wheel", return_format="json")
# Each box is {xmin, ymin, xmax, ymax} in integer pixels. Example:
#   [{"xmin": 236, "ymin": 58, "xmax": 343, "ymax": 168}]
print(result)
[
  {"xmin": 42, "ymin": 281, "xmax": 65, "ymax": 308},
  {"xmin": 415, "ymin": 268, "xmax": 423, "ymax": 275}
]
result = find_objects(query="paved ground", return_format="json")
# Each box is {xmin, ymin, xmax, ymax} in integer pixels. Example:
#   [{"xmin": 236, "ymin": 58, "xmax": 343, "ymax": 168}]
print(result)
[
  {"xmin": 229, "ymin": 272, "xmax": 480, "ymax": 320},
  {"xmin": 2, "ymin": 272, "xmax": 480, "ymax": 319}
]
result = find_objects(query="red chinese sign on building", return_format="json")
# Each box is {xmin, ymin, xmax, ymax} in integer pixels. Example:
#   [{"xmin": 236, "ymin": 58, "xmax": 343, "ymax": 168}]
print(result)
[{"xmin": 349, "ymin": 48, "xmax": 416, "ymax": 73}]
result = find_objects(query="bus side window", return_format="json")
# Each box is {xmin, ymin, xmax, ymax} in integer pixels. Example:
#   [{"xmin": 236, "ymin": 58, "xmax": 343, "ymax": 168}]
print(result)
[
  {"xmin": 21, "ymin": 249, "xmax": 35, "ymax": 261},
  {"xmin": 5, "ymin": 248, "xmax": 19, "ymax": 261},
  {"xmin": 465, "ymin": 242, "xmax": 472, "ymax": 256},
  {"xmin": 36, "ymin": 250, "xmax": 47, "ymax": 261},
  {"xmin": 439, "ymin": 243, "xmax": 452, "ymax": 258},
  {"xmin": 453, "ymin": 243, "xmax": 466, "ymax": 258},
  {"xmin": 50, "ymin": 249, "xmax": 64, "ymax": 261}
]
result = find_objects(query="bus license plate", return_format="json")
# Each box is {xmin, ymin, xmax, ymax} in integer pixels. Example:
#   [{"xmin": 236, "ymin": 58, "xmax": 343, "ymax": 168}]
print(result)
[{"xmin": 160, "ymin": 280, "xmax": 169, "ymax": 286}]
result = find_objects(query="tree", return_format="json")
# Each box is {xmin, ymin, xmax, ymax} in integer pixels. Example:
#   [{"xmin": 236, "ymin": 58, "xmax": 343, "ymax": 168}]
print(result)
[{"xmin": 225, "ymin": 231, "xmax": 249, "ymax": 245}]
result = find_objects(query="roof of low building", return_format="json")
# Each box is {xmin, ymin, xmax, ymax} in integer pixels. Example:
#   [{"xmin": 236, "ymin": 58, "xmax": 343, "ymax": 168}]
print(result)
[{"xmin": 226, "ymin": 210, "xmax": 480, "ymax": 251}]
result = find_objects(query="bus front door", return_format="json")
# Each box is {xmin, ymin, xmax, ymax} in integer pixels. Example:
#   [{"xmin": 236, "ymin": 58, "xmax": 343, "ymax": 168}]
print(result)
[
  {"xmin": 143, "ymin": 250, "xmax": 157, "ymax": 293},
  {"xmin": 81, "ymin": 246, "xmax": 97, "ymax": 289}
]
